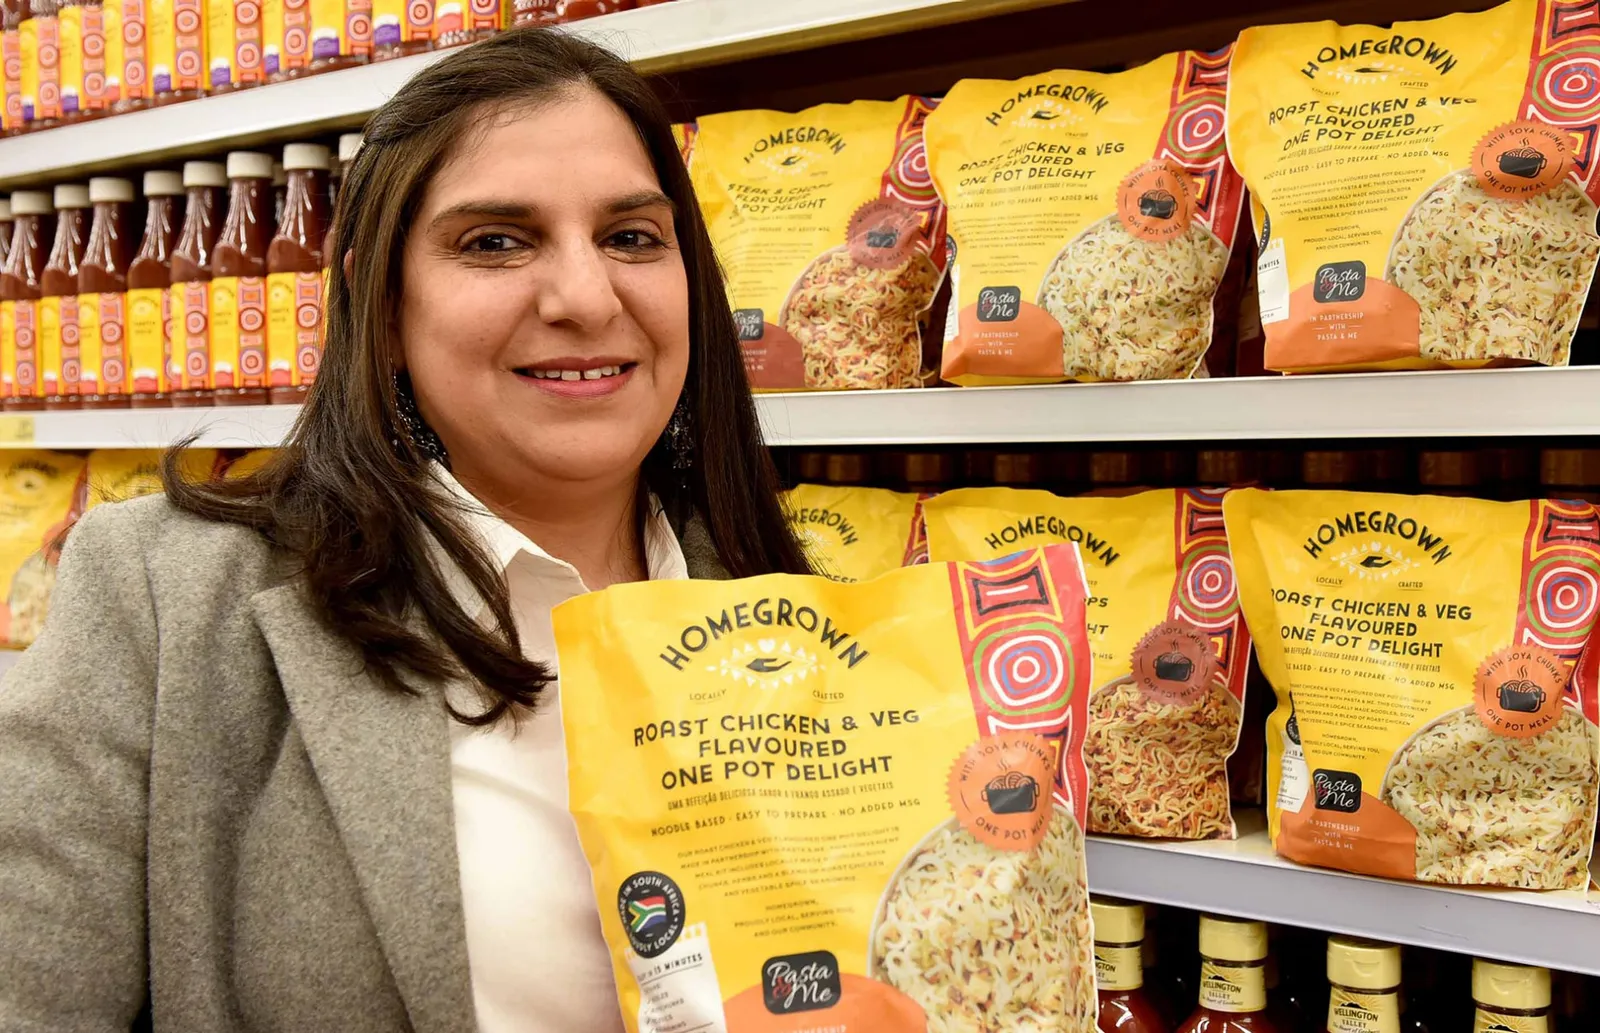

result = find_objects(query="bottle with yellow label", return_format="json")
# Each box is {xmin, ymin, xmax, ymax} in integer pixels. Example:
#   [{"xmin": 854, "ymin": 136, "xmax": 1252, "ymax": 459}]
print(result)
[
  {"xmin": 211, "ymin": 149, "xmax": 272, "ymax": 405},
  {"xmin": 1325, "ymin": 937, "xmax": 1402, "ymax": 1033},
  {"xmin": 78, "ymin": 176, "xmax": 134, "ymax": 408},
  {"xmin": 266, "ymin": 141, "xmax": 327, "ymax": 404},
  {"xmin": 127, "ymin": 170, "xmax": 182, "ymax": 406},
  {"xmin": 170, "ymin": 160, "xmax": 225, "ymax": 406},
  {"xmin": 1472, "ymin": 960, "xmax": 1550, "ymax": 1033},
  {"xmin": 1, "ymin": 190, "xmax": 54, "ymax": 408},
  {"xmin": 1093, "ymin": 897, "xmax": 1169, "ymax": 1033},
  {"xmin": 1177, "ymin": 916, "xmax": 1281, "ymax": 1033},
  {"xmin": 40, "ymin": 182, "xmax": 89, "ymax": 410}
]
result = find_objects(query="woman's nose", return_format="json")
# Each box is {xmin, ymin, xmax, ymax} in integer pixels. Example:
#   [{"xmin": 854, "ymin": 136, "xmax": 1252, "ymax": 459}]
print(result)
[{"xmin": 534, "ymin": 236, "xmax": 625, "ymax": 330}]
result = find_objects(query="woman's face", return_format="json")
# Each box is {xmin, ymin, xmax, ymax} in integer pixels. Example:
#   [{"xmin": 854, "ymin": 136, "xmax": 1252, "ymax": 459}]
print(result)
[{"xmin": 399, "ymin": 87, "xmax": 690, "ymax": 505}]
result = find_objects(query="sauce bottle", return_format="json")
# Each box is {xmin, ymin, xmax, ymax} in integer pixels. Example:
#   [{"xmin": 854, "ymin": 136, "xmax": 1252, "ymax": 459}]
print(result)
[
  {"xmin": 169, "ymin": 159, "xmax": 225, "ymax": 407},
  {"xmin": 554, "ymin": 0, "xmax": 629, "ymax": 18},
  {"xmin": 1324, "ymin": 937, "xmax": 1402, "ymax": 1033},
  {"xmin": 128, "ymin": 169, "xmax": 183, "ymax": 407},
  {"xmin": 509, "ymin": 0, "xmax": 557, "ymax": 25},
  {"xmin": 0, "ymin": 197, "xmax": 12, "ymax": 267},
  {"xmin": 308, "ymin": 0, "xmax": 370, "ymax": 72},
  {"xmin": 1176, "ymin": 915, "xmax": 1280, "ymax": 1033},
  {"xmin": 1093, "ymin": 897, "xmax": 1168, "ymax": 1033},
  {"xmin": 2, "ymin": 0, "xmax": 23, "ymax": 132},
  {"xmin": 20, "ymin": 0, "xmax": 62, "ymax": 127},
  {"xmin": 1540, "ymin": 448, "xmax": 1600, "ymax": 505},
  {"xmin": 76, "ymin": 176, "xmax": 134, "ymax": 409},
  {"xmin": 0, "ymin": 189, "xmax": 51, "ymax": 408},
  {"xmin": 1472, "ymin": 960, "xmax": 1550, "ymax": 1033},
  {"xmin": 210, "ymin": 150, "xmax": 273, "ymax": 406},
  {"xmin": 266, "ymin": 141, "xmax": 328, "ymax": 405},
  {"xmin": 270, "ymin": 158, "xmax": 284, "ymax": 224},
  {"xmin": 331, "ymin": 131, "xmax": 360, "ymax": 210},
  {"xmin": 433, "ymin": 0, "xmax": 497, "ymax": 48},
  {"xmin": 372, "ymin": 0, "xmax": 427, "ymax": 56},
  {"xmin": 40, "ymin": 182, "xmax": 90, "ymax": 410},
  {"xmin": 150, "ymin": 0, "xmax": 206, "ymax": 103}
]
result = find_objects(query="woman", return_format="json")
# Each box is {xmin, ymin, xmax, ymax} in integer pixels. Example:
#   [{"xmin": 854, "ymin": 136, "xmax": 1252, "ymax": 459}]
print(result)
[{"xmin": 0, "ymin": 29, "xmax": 809, "ymax": 1033}]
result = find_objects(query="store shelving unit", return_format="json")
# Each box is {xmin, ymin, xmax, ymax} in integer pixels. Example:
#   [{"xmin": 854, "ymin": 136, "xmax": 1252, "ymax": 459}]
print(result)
[{"xmin": 1, "ymin": 0, "xmax": 1596, "ymax": 977}]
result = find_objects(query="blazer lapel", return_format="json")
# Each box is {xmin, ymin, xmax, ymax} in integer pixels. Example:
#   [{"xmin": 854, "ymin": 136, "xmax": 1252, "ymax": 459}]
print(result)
[{"xmin": 250, "ymin": 583, "xmax": 478, "ymax": 1033}]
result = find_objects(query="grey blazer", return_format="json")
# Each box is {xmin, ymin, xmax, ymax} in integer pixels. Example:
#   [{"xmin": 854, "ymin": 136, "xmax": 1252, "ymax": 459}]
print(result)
[{"xmin": 0, "ymin": 494, "xmax": 730, "ymax": 1033}]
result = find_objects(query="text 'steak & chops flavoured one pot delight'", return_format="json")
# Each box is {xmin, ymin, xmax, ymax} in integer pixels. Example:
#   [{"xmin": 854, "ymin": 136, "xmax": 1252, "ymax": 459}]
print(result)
[{"xmin": 554, "ymin": 546, "xmax": 1101, "ymax": 1033}]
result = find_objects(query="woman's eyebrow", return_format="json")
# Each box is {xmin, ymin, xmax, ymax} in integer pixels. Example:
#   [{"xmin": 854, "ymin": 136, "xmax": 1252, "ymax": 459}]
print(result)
[
  {"xmin": 428, "ymin": 200, "xmax": 536, "ymax": 228},
  {"xmin": 607, "ymin": 190, "xmax": 676, "ymax": 215}
]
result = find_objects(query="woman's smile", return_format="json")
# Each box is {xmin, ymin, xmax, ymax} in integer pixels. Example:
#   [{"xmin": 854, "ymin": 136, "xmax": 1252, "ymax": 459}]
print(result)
[{"xmin": 513, "ymin": 359, "xmax": 638, "ymax": 397}]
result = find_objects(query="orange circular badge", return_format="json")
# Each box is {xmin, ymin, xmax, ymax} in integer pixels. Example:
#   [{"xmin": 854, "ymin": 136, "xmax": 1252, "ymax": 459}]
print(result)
[
  {"xmin": 1473, "ymin": 120, "xmax": 1572, "ymax": 199},
  {"xmin": 1117, "ymin": 160, "xmax": 1195, "ymax": 243},
  {"xmin": 947, "ymin": 733, "xmax": 1055, "ymax": 852},
  {"xmin": 1474, "ymin": 644, "xmax": 1568, "ymax": 738},
  {"xmin": 847, "ymin": 199, "xmax": 920, "ymax": 270},
  {"xmin": 1132, "ymin": 621, "xmax": 1219, "ymax": 706}
]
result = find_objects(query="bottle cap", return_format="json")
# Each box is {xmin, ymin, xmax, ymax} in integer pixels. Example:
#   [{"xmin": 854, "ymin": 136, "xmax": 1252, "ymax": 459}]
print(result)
[
  {"xmin": 283, "ymin": 143, "xmax": 332, "ymax": 171},
  {"xmin": 1326, "ymin": 936, "xmax": 1401, "ymax": 990},
  {"xmin": 88, "ymin": 177, "xmax": 136, "ymax": 204},
  {"xmin": 0, "ymin": 198, "xmax": 11, "ymax": 221},
  {"xmin": 183, "ymin": 161, "xmax": 228, "ymax": 189},
  {"xmin": 1090, "ymin": 897, "xmax": 1145, "ymax": 944},
  {"xmin": 1540, "ymin": 448, "xmax": 1600, "ymax": 488},
  {"xmin": 142, "ymin": 170, "xmax": 185, "ymax": 197},
  {"xmin": 53, "ymin": 184, "xmax": 91, "ymax": 209},
  {"xmin": 10, "ymin": 190, "xmax": 54, "ymax": 215},
  {"xmin": 226, "ymin": 151, "xmax": 275, "ymax": 180},
  {"xmin": 824, "ymin": 453, "xmax": 870, "ymax": 485},
  {"xmin": 1198, "ymin": 915, "xmax": 1267, "ymax": 962},
  {"xmin": 1473, "ymin": 959, "xmax": 1550, "ymax": 1011},
  {"xmin": 338, "ymin": 133, "xmax": 365, "ymax": 163}
]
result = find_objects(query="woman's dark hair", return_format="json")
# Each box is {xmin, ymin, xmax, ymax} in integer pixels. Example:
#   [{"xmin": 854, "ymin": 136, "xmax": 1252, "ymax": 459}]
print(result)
[{"xmin": 166, "ymin": 28, "xmax": 811, "ymax": 724}]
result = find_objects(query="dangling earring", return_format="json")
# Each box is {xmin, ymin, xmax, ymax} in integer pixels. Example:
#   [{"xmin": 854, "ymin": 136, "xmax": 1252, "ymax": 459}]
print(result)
[
  {"xmin": 393, "ymin": 372, "xmax": 449, "ymax": 467},
  {"xmin": 663, "ymin": 396, "xmax": 694, "ymax": 530}
]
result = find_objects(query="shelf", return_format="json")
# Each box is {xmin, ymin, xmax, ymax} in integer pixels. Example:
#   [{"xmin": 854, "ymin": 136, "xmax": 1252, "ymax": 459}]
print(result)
[
  {"xmin": 5, "ymin": 366, "xmax": 1600, "ymax": 450},
  {"xmin": 1086, "ymin": 811, "xmax": 1600, "ymax": 976},
  {"xmin": 0, "ymin": 0, "xmax": 1072, "ymax": 188}
]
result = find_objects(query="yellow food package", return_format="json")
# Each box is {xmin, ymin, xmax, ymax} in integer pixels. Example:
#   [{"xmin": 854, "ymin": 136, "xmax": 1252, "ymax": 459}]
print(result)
[
  {"xmin": 924, "ymin": 50, "xmax": 1246, "ymax": 385},
  {"xmin": 556, "ymin": 546, "xmax": 1097, "ymax": 1033},
  {"xmin": 1225, "ymin": 489, "xmax": 1600, "ymax": 888},
  {"xmin": 1228, "ymin": 0, "xmax": 1600, "ymax": 372},
  {"xmin": 671, "ymin": 121, "xmax": 695, "ymax": 167},
  {"xmin": 691, "ymin": 98, "xmax": 948, "ymax": 391},
  {"xmin": 0, "ymin": 450, "xmax": 84, "ymax": 648},
  {"xmin": 83, "ymin": 448, "xmax": 219, "ymax": 510},
  {"xmin": 783, "ymin": 483, "xmax": 920, "ymax": 582},
  {"xmin": 925, "ymin": 487, "xmax": 1251, "ymax": 840},
  {"xmin": 223, "ymin": 447, "xmax": 276, "ymax": 478}
]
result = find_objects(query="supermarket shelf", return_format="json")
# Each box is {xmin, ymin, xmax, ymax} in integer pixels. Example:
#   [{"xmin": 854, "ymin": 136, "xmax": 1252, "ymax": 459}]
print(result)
[
  {"xmin": 7, "ymin": 366, "xmax": 1600, "ymax": 449},
  {"xmin": 0, "ymin": 0, "xmax": 1072, "ymax": 187},
  {"xmin": 1086, "ymin": 811, "xmax": 1600, "ymax": 976}
]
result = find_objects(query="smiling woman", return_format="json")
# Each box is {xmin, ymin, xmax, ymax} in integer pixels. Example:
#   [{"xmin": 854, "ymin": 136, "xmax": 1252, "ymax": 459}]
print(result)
[{"xmin": 0, "ymin": 29, "xmax": 811, "ymax": 1033}]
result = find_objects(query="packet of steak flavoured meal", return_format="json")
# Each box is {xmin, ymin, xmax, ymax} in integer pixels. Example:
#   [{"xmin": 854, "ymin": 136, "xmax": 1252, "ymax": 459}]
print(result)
[
  {"xmin": 0, "ymin": 450, "xmax": 84, "ymax": 648},
  {"xmin": 1228, "ymin": 0, "xmax": 1600, "ymax": 372},
  {"xmin": 1225, "ymin": 489, "xmax": 1600, "ymax": 889},
  {"xmin": 82, "ymin": 448, "xmax": 219, "ymax": 510},
  {"xmin": 691, "ymin": 98, "xmax": 948, "ymax": 391},
  {"xmin": 925, "ymin": 487, "xmax": 1250, "ymax": 840},
  {"xmin": 671, "ymin": 122, "xmax": 696, "ymax": 167},
  {"xmin": 784, "ymin": 483, "xmax": 921, "ymax": 582},
  {"xmin": 555, "ymin": 546, "xmax": 1098, "ymax": 1033},
  {"xmin": 924, "ymin": 50, "xmax": 1246, "ymax": 385}
]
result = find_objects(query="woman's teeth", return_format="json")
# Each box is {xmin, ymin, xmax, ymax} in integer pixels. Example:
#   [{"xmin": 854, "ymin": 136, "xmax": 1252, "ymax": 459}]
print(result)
[{"xmin": 527, "ymin": 365, "xmax": 625, "ymax": 381}]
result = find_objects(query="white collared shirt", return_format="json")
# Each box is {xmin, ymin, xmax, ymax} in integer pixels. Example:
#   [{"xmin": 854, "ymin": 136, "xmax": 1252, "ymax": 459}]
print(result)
[{"xmin": 432, "ymin": 467, "xmax": 687, "ymax": 1033}]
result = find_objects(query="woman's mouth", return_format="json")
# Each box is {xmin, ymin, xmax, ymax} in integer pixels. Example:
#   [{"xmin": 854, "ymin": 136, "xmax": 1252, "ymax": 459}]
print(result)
[
  {"xmin": 523, "ymin": 364, "xmax": 627, "ymax": 381},
  {"xmin": 513, "ymin": 361, "xmax": 637, "ymax": 397}
]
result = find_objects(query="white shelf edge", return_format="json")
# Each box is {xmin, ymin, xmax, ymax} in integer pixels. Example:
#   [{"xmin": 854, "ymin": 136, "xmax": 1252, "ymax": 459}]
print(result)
[
  {"xmin": 1087, "ymin": 812, "xmax": 1600, "ymax": 976},
  {"xmin": 0, "ymin": 0, "xmax": 1072, "ymax": 187},
  {"xmin": 6, "ymin": 366, "xmax": 1600, "ymax": 450}
]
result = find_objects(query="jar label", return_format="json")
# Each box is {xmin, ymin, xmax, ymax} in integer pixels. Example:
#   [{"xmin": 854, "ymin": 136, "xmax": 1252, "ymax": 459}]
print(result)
[
  {"xmin": 13, "ymin": 299, "xmax": 38, "ymax": 395},
  {"xmin": 0, "ymin": 300, "xmax": 14, "ymax": 396},
  {"xmin": 1198, "ymin": 961, "xmax": 1266, "ymax": 1013},
  {"xmin": 77, "ymin": 292, "xmax": 101, "ymax": 392},
  {"xmin": 122, "ymin": 0, "xmax": 149, "ymax": 100},
  {"xmin": 266, "ymin": 270, "xmax": 323, "ymax": 389},
  {"xmin": 1328, "ymin": 988, "xmax": 1400, "ymax": 1033},
  {"xmin": 1092, "ymin": 944, "xmax": 1143, "ymax": 992},
  {"xmin": 175, "ymin": 281, "xmax": 211, "ymax": 390},
  {"xmin": 1474, "ymin": 1009, "xmax": 1549, "ymax": 1033},
  {"xmin": 127, "ymin": 287, "xmax": 165, "ymax": 394},
  {"xmin": 58, "ymin": 4, "xmax": 82, "ymax": 112},
  {"xmin": 37, "ymin": 296, "xmax": 63, "ymax": 396}
]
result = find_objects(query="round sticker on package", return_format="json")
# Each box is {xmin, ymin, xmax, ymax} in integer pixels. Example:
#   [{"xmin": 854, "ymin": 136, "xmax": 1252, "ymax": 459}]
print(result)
[
  {"xmin": 947, "ymin": 733, "xmax": 1055, "ymax": 852},
  {"xmin": 847, "ymin": 198, "xmax": 920, "ymax": 270},
  {"xmin": 1473, "ymin": 120, "xmax": 1572, "ymax": 199},
  {"xmin": 1474, "ymin": 644, "xmax": 1567, "ymax": 738},
  {"xmin": 616, "ymin": 871, "xmax": 686, "ymax": 959},
  {"xmin": 1132, "ymin": 620, "xmax": 1219, "ymax": 706},
  {"xmin": 1117, "ymin": 160, "xmax": 1195, "ymax": 243}
]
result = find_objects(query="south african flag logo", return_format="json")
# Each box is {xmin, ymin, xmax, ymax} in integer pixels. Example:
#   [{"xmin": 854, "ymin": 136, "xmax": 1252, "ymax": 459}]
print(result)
[{"xmin": 628, "ymin": 895, "xmax": 668, "ymax": 933}]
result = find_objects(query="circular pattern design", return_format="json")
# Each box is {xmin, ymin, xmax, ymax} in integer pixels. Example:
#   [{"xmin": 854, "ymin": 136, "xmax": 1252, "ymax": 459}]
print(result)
[
  {"xmin": 1538, "ymin": 52, "xmax": 1600, "ymax": 115},
  {"xmin": 973, "ymin": 622, "xmax": 1075, "ymax": 715},
  {"xmin": 1176, "ymin": 545, "xmax": 1237, "ymax": 621},
  {"xmin": 1169, "ymin": 98, "xmax": 1227, "ymax": 162},
  {"xmin": 409, "ymin": 0, "xmax": 432, "ymax": 24},
  {"xmin": 887, "ymin": 136, "xmax": 937, "ymax": 208},
  {"xmin": 185, "ymin": 351, "xmax": 207, "ymax": 378},
  {"xmin": 102, "ymin": 359, "xmax": 125, "ymax": 385},
  {"xmin": 240, "ymin": 349, "xmax": 265, "ymax": 375},
  {"xmin": 1528, "ymin": 555, "xmax": 1600, "ymax": 637},
  {"xmin": 125, "ymin": 19, "xmax": 145, "ymax": 45},
  {"xmin": 297, "ymin": 346, "xmax": 320, "ymax": 375}
]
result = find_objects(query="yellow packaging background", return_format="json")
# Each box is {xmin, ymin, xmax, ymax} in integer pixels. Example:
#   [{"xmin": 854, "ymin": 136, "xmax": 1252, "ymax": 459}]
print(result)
[
  {"xmin": 224, "ymin": 447, "xmax": 275, "ymax": 479},
  {"xmin": 17, "ymin": 18, "xmax": 34, "ymax": 119},
  {"xmin": 555, "ymin": 557, "xmax": 1090, "ymax": 1031},
  {"xmin": 1, "ymin": 300, "xmax": 14, "ymax": 396},
  {"xmin": 262, "ymin": 0, "xmax": 280, "ymax": 71},
  {"xmin": 205, "ymin": 0, "xmax": 231, "ymax": 84},
  {"xmin": 102, "ymin": 2, "xmax": 122, "ymax": 102},
  {"xmin": 76, "ymin": 292, "xmax": 100, "ymax": 392},
  {"xmin": 84, "ymin": 448, "xmax": 217, "ymax": 510},
  {"xmin": 148, "ymin": 0, "xmax": 175, "ymax": 88},
  {"xmin": 126, "ymin": 286, "xmax": 166, "ymax": 391},
  {"xmin": 784, "ymin": 483, "xmax": 918, "ymax": 583},
  {"xmin": 209, "ymin": 276, "xmax": 238, "ymax": 387},
  {"xmin": 58, "ymin": 3, "xmax": 81, "ymax": 111},
  {"xmin": 37, "ymin": 296, "xmax": 61, "ymax": 396},
  {"xmin": 0, "ymin": 450, "xmax": 85, "ymax": 648},
  {"xmin": 310, "ymin": 0, "xmax": 346, "ymax": 56}
]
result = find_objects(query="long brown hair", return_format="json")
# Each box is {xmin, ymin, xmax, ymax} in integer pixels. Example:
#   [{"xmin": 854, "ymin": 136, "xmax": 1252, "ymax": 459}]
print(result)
[{"xmin": 166, "ymin": 29, "xmax": 811, "ymax": 723}]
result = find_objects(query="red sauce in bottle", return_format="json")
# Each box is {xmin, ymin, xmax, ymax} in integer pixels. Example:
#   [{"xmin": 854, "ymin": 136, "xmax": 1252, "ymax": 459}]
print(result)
[
  {"xmin": 266, "ymin": 141, "xmax": 328, "ymax": 405},
  {"xmin": 76, "ymin": 176, "xmax": 134, "ymax": 409},
  {"xmin": 1177, "ymin": 917, "xmax": 1282, "ymax": 1033},
  {"xmin": 40, "ymin": 183, "xmax": 90, "ymax": 410},
  {"xmin": 0, "ymin": 189, "xmax": 52, "ymax": 408},
  {"xmin": 128, "ymin": 170, "xmax": 184, "ymax": 408},
  {"xmin": 0, "ymin": 199, "xmax": 13, "ymax": 267},
  {"xmin": 211, "ymin": 150, "xmax": 273, "ymax": 406},
  {"xmin": 169, "ymin": 160, "xmax": 225, "ymax": 407},
  {"xmin": 554, "ymin": 0, "xmax": 630, "ymax": 18},
  {"xmin": 1094, "ymin": 899, "xmax": 1170, "ymax": 1033}
]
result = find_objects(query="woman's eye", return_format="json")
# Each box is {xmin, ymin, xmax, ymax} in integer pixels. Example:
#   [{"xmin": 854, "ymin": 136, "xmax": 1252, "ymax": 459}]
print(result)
[
  {"xmin": 463, "ymin": 233, "xmax": 518, "ymax": 253},
  {"xmin": 607, "ymin": 229, "xmax": 664, "ymax": 250}
]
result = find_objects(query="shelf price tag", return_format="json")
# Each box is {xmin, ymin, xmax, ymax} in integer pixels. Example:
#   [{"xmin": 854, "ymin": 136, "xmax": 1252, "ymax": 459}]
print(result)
[{"xmin": 0, "ymin": 415, "xmax": 37, "ymax": 445}]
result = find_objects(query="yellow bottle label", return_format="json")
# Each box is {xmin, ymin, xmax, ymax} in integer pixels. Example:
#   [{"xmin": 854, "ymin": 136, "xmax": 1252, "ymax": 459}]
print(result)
[
  {"xmin": 309, "ymin": 0, "xmax": 369, "ymax": 58},
  {"xmin": 174, "ymin": 281, "xmax": 211, "ymax": 390},
  {"xmin": 171, "ymin": 0, "xmax": 204, "ymax": 91},
  {"xmin": 37, "ymin": 295, "xmax": 62, "ymax": 396},
  {"xmin": 1093, "ymin": 944, "xmax": 1143, "ymax": 992},
  {"xmin": 13, "ymin": 299, "xmax": 39, "ymax": 397},
  {"xmin": 1199, "ymin": 960, "xmax": 1267, "ymax": 1013},
  {"xmin": 126, "ymin": 286, "xmax": 166, "ymax": 393},
  {"xmin": 265, "ymin": 269, "xmax": 322, "ymax": 390},
  {"xmin": 85, "ymin": 291, "xmax": 127, "ymax": 395},
  {"xmin": 209, "ymin": 275, "xmax": 238, "ymax": 386},
  {"xmin": 236, "ymin": 274, "xmax": 266, "ymax": 387},
  {"xmin": 77, "ymin": 292, "xmax": 101, "ymax": 392},
  {"xmin": 17, "ymin": 18, "xmax": 34, "ymax": 121},
  {"xmin": 60, "ymin": 294, "xmax": 81, "ymax": 395},
  {"xmin": 1329, "ymin": 988, "xmax": 1401, "ymax": 1033},
  {"xmin": 0, "ymin": 300, "xmax": 13, "ymax": 396},
  {"xmin": 206, "ymin": 0, "xmax": 232, "ymax": 86},
  {"xmin": 121, "ymin": 0, "xmax": 149, "ymax": 100},
  {"xmin": 99, "ymin": 2, "xmax": 122, "ymax": 103},
  {"xmin": 58, "ymin": 4, "xmax": 82, "ymax": 113},
  {"xmin": 1474, "ymin": 1009, "xmax": 1550, "ymax": 1033},
  {"xmin": 261, "ymin": 0, "xmax": 280, "ymax": 74},
  {"xmin": 147, "ymin": 0, "xmax": 172, "ymax": 91}
]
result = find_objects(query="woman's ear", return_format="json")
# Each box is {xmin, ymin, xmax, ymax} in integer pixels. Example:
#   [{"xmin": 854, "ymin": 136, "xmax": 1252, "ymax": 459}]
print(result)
[{"xmin": 343, "ymin": 249, "xmax": 354, "ymax": 281}]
